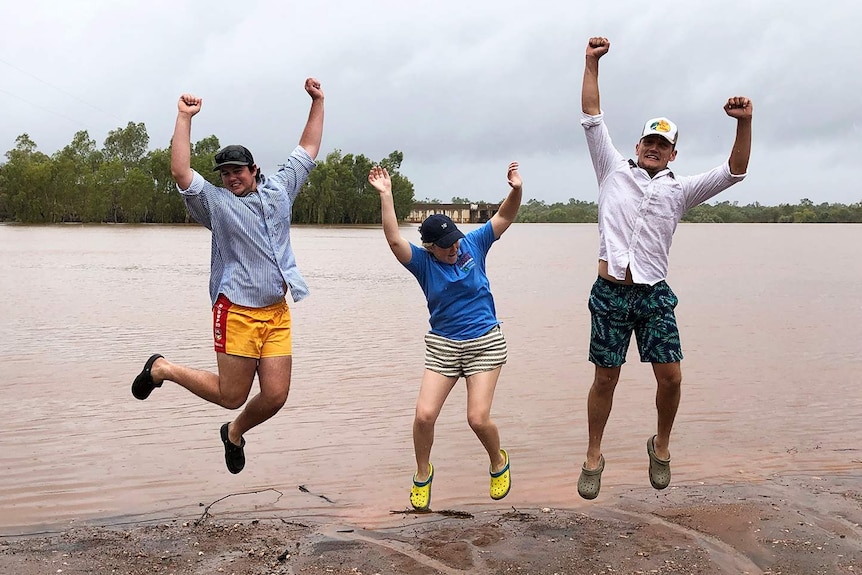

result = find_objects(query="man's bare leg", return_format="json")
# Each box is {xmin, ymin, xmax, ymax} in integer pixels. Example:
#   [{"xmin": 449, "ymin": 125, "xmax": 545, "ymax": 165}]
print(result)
[
  {"xmin": 585, "ymin": 365, "xmax": 621, "ymax": 470},
  {"xmin": 651, "ymin": 361, "xmax": 681, "ymax": 460}
]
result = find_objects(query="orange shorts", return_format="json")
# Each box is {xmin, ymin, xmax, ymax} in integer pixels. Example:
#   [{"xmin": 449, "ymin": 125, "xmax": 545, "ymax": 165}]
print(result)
[{"xmin": 213, "ymin": 294, "xmax": 292, "ymax": 358}]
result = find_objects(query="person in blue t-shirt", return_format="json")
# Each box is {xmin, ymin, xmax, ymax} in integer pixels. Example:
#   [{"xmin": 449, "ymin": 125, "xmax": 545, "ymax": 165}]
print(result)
[{"xmin": 367, "ymin": 162, "xmax": 522, "ymax": 510}]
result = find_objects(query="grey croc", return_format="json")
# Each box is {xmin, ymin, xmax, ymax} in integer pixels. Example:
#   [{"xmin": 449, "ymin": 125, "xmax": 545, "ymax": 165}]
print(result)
[
  {"xmin": 647, "ymin": 435, "xmax": 671, "ymax": 490},
  {"xmin": 577, "ymin": 455, "xmax": 605, "ymax": 500}
]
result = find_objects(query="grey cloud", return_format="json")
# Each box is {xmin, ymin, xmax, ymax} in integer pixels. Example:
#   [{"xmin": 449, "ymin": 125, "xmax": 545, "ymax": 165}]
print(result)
[{"xmin": 1, "ymin": 0, "xmax": 859, "ymax": 206}]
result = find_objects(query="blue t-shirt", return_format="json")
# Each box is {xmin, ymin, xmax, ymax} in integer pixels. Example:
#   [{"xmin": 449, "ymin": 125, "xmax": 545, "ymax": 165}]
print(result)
[{"xmin": 404, "ymin": 221, "xmax": 499, "ymax": 340}]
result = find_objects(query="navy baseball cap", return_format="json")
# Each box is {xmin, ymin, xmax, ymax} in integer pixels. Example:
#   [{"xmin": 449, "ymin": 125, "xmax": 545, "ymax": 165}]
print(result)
[
  {"xmin": 419, "ymin": 214, "xmax": 465, "ymax": 248},
  {"xmin": 213, "ymin": 145, "xmax": 255, "ymax": 171}
]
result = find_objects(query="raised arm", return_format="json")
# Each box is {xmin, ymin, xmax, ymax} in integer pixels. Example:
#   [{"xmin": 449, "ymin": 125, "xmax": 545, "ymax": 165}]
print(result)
[
  {"xmin": 170, "ymin": 94, "xmax": 202, "ymax": 190},
  {"xmin": 490, "ymin": 162, "xmax": 523, "ymax": 239},
  {"xmin": 582, "ymin": 37, "xmax": 610, "ymax": 116},
  {"xmin": 299, "ymin": 77, "xmax": 325, "ymax": 160},
  {"xmin": 368, "ymin": 166, "xmax": 412, "ymax": 264},
  {"xmin": 724, "ymin": 96, "xmax": 753, "ymax": 176}
]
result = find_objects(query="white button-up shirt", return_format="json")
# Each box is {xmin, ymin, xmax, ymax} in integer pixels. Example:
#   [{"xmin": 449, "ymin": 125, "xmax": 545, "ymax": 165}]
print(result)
[{"xmin": 582, "ymin": 112, "xmax": 745, "ymax": 285}]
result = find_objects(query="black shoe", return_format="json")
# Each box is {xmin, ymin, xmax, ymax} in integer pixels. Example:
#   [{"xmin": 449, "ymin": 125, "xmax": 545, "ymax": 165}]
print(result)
[
  {"xmin": 131, "ymin": 354, "xmax": 163, "ymax": 400},
  {"xmin": 220, "ymin": 423, "xmax": 246, "ymax": 474}
]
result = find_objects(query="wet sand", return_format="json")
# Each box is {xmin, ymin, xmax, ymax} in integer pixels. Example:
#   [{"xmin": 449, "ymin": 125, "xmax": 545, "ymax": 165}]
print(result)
[{"xmin": 2, "ymin": 472, "xmax": 860, "ymax": 575}]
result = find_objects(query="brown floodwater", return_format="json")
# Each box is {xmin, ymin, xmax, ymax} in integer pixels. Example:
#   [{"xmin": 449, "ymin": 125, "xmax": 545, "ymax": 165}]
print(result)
[{"xmin": 0, "ymin": 223, "xmax": 860, "ymax": 535}]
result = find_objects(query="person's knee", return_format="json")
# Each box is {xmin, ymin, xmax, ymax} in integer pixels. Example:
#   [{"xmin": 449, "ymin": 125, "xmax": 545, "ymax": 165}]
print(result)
[
  {"xmin": 657, "ymin": 376, "xmax": 682, "ymax": 391},
  {"xmin": 467, "ymin": 410, "xmax": 490, "ymax": 432},
  {"xmin": 656, "ymin": 372, "xmax": 682, "ymax": 390},
  {"xmin": 252, "ymin": 376, "xmax": 290, "ymax": 411},
  {"xmin": 414, "ymin": 405, "xmax": 438, "ymax": 427},
  {"xmin": 592, "ymin": 368, "xmax": 620, "ymax": 392},
  {"xmin": 221, "ymin": 394, "xmax": 247, "ymax": 410},
  {"xmin": 216, "ymin": 364, "xmax": 257, "ymax": 408},
  {"xmin": 261, "ymin": 390, "xmax": 289, "ymax": 412},
  {"xmin": 217, "ymin": 378, "xmax": 255, "ymax": 409}
]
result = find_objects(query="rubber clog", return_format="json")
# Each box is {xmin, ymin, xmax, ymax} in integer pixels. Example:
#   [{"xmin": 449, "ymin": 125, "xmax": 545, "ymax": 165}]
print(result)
[
  {"xmin": 647, "ymin": 435, "xmax": 671, "ymax": 490},
  {"xmin": 131, "ymin": 354, "xmax": 163, "ymax": 400},
  {"xmin": 489, "ymin": 449, "xmax": 511, "ymax": 500},
  {"xmin": 220, "ymin": 423, "xmax": 246, "ymax": 474},
  {"xmin": 577, "ymin": 455, "xmax": 605, "ymax": 500},
  {"xmin": 410, "ymin": 463, "xmax": 433, "ymax": 510}
]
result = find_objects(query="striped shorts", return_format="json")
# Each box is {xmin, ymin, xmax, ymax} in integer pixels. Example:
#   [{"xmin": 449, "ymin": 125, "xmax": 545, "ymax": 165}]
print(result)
[{"xmin": 424, "ymin": 325, "xmax": 508, "ymax": 378}]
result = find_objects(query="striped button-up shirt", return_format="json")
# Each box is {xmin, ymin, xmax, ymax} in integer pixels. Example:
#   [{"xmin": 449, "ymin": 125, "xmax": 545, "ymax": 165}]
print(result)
[
  {"xmin": 179, "ymin": 146, "xmax": 316, "ymax": 307},
  {"xmin": 582, "ymin": 112, "xmax": 746, "ymax": 285}
]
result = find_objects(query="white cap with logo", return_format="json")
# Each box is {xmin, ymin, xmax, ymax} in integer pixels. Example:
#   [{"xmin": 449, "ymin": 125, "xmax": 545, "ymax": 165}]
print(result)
[{"xmin": 641, "ymin": 117, "xmax": 678, "ymax": 145}]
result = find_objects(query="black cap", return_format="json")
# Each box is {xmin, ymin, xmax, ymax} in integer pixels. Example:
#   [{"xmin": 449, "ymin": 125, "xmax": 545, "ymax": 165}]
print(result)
[
  {"xmin": 213, "ymin": 145, "xmax": 255, "ymax": 171},
  {"xmin": 419, "ymin": 214, "xmax": 465, "ymax": 248}
]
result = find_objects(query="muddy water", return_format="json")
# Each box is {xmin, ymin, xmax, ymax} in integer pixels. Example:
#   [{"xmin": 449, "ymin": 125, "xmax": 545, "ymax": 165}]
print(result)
[{"xmin": 1, "ymin": 223, "xmax": 860, "ymax": 535}]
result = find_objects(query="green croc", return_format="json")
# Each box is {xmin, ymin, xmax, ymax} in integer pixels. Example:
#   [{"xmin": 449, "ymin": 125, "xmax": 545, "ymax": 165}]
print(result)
[
  {"xmin": 489, "ymin": 449, "xmax": 511, "ymax": 500},
  {"xmin": 577, "ymin": 455, "xmax": 605, "ymax": 500},
  {"xmin": 647, "ymin": 435, "xmax": 671, "ymax": 490},
  {"xmin": 410, "ymin": 464, "xmax": 433, "ymax": 510}
]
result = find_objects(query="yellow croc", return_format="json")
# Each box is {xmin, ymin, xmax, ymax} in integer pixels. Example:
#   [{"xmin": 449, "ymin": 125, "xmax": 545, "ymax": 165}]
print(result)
[
  {"xmin": 489, "ymin": 449, "xmax": 511, "ymax": 500},
  {"xmin": 410, "ymin": 463, "xmax": 433, "ymax": 510}
]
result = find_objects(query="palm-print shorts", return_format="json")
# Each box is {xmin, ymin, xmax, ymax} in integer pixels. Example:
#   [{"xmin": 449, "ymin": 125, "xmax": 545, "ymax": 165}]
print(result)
[{"xmin": 588, "ymin": 277, "xmax": 683, "ymax": 367}]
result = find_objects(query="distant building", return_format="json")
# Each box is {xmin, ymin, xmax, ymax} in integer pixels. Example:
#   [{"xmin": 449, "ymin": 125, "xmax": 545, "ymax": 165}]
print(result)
[{"xmin": 408, "ymin": 202, "xmax": 500, "ymax": 224}]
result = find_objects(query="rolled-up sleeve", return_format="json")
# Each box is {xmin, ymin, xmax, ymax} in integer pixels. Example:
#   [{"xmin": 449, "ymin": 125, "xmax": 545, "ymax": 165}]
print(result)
[
  {"xmin": 581, "ymin": 112, "xmax": 624, "ymax": 185},
  {"xmin": 269, "ymin": 146, "xmax": 317, "ymax": 203},
  {"xmin": 177, "ymin": 170, "xmax": 212, "ymax": 228},
  {"xmin": 680, "ymin": 163, "xmax": 746, "ymax": 211}
]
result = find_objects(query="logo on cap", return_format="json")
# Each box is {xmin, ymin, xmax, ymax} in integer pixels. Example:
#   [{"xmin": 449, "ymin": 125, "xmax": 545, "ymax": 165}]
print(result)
[
  {"xmin": 641, "ymin": 117, "xmax": 678, "ymax": 145},
  {"xmin": 650, "ymin": 119, "xmax": 672, "ymax": 133}
]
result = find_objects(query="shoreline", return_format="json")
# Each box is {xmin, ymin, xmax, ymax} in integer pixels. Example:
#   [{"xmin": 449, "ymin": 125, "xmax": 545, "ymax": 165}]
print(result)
[{"xmin": 3, "ymin": 472, "xmax": 860, "ymax": 574}]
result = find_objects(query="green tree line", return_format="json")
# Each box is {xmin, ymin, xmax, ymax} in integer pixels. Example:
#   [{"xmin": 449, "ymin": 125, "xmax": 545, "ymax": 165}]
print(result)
[
  {"xmin": 0, "ymin": 126, "xmax": 415, "ymax": 224},
  {"xmin": 469, "ymin": 197, "xmax": 862, "ymax": 223},
  {"xmin": 3, "ymin": 125, "xmax": 861, "ymax": 224},
  {"xmin": 681, "ymin": 198, "xmax": 862, "ymax": 223}
]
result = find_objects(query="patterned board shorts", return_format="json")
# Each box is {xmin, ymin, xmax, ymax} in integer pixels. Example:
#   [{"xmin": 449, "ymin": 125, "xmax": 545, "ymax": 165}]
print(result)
[
  {"xmin": 424, "ymin": 325, "xmax": 508, "ymax": 378},
  {"xmin": 213, "ymin": 294, "xmax": 292, "ymax": 358},
  {"xmin": 588, "ymin": 277, "xmax": 683, "ymax": 368}
]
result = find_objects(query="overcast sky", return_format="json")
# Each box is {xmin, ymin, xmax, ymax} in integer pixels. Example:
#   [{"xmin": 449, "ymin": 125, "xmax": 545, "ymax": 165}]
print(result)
[{"xmin": 2, "ymin": 0, "xmax": 860, "ymax": 206}]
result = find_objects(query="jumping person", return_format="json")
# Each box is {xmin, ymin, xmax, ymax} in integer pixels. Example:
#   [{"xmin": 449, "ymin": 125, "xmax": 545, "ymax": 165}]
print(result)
[
  {"xmin": 367, "ymin": 162, "xmax": 522, "ymax": 509},
  {"xmin": 131, "ymin": 78, "xmax": 324, "ymax": 474},
  {"xmin": 578, "ymin": 36, "xmax": 753, "ymax": 499}
]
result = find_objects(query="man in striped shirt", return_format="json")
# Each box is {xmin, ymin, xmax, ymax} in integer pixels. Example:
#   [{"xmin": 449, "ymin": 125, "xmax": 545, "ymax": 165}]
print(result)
[{"xmin": 131, "ymin": 78, "xmax": 324, "ymax": 474}]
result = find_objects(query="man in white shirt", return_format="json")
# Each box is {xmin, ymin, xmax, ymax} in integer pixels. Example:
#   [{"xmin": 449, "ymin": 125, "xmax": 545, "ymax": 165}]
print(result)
[{"xmin": 577, "ymin": 36, "xmax": 753, "ymax": 499}]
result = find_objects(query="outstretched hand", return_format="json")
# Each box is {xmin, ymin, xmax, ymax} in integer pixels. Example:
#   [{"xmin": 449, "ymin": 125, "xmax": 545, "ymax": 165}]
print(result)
[
  {"xmin": 724, "ymin": 96, "xmax": 753, "ymax": 120},
  {"xmin": 368, "ymin": 166, "xmax": 392, "ymax": 195},
  {"xmin": 177, "ymin": 94, "xmax": 202, "ymax": 116},
  {"xmin": 305, "ymin": 77, "xmax": 324, "ymax": 100},
  {"xmin": 586, "ymin": 37, "xmax": 610, "ymax": 59},
  {"xmin": 507, "ymin": 161, "xmax": 522, "ymax": 190}
]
